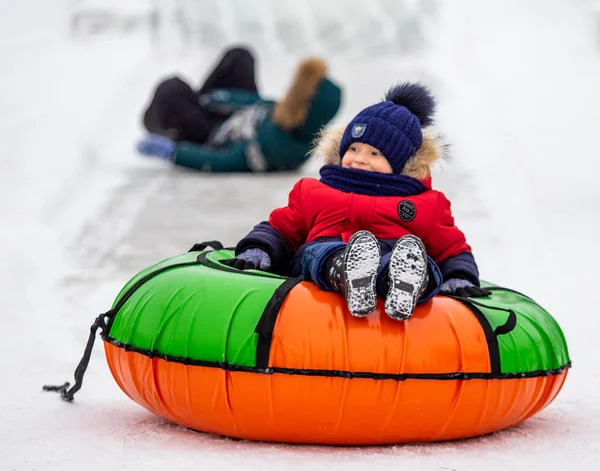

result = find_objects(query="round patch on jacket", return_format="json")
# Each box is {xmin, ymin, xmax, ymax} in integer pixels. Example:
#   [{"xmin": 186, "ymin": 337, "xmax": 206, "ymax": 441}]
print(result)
[{"xmin": 398, "ymin": 200, "xmax": 416, "ymax": 222}]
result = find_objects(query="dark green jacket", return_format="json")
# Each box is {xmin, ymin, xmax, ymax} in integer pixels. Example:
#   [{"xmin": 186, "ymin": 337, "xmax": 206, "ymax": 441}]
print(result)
[{"xmin": 174, "ymin": 79, "xmax": 342, "ymax": 172}]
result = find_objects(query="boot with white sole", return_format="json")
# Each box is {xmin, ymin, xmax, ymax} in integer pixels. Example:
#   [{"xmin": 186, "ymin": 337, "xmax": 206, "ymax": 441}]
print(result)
[
  {"xmin": 385, "ymin": 235, "xmax": 429, "ymax": 321},
  {"xmin": 324, "ymin": 230, "xmax": 381, "ymax": 317}
]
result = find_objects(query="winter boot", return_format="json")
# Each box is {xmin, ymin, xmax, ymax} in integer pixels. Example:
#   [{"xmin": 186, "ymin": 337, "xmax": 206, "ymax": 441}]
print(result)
[
  {"xmin": 324, "ymin": 231, "xmax": 381, "ymax": 317},
  {"xmin": 385, "ymin": 235, "xmax": 429, "ymax": 321}
]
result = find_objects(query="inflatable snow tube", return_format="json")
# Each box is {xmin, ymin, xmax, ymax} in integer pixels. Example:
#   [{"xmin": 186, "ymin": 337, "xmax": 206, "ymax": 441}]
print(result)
[{"xmin": 102, "ymin": 245, "xmax": 571, "ymax": 445}]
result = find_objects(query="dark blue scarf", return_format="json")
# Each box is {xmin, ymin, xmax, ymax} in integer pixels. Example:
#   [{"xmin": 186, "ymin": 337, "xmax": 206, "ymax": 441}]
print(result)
[{"xmin": 319, "ymin": 165, "xmax": 428, "ymax": 197}]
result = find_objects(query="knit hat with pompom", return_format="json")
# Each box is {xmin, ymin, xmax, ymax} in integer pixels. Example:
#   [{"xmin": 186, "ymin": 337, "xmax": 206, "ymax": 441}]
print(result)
[{"xmin": 339, "ymin": 83, "xmax": 436, "ymax": 173}]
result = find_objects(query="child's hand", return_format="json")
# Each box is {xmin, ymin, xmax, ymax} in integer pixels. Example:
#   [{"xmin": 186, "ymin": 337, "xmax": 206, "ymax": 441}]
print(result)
[
  {"xmin": 136, "ymin": 134, "xmax": 176, "ymax": 160},
  {"xmin": 221, "ymin": 248, "xmax": 271, "ymax": 271},
  {"xmin": 440, "ymin": 278, "xmax": 491, "ymax": 298},
  {"xmin": 222, "ymin": 258, "xmax": 259, "ymax": 270}
]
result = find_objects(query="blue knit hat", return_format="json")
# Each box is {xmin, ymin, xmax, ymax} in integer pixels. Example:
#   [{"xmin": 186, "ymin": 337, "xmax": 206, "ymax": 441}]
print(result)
[{"xmin": 339, "ymin": 83, "xmax": 436, "ymax": 174}]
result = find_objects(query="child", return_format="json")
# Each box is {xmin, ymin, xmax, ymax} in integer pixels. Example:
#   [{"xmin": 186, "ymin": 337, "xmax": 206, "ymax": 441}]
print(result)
[
  {"xmin": 137, "ymin": 46, "xmax": 342, "ymax": 173},
  {"xmin": 224, "ymin": 83, "xmax": 489, "ymax": 320}
]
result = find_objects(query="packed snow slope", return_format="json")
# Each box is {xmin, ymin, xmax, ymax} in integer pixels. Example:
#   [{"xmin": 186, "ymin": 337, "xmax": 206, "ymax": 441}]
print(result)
[{"xmin": 1, "ymin": 0, "xmax": 599, "ymax": 469}]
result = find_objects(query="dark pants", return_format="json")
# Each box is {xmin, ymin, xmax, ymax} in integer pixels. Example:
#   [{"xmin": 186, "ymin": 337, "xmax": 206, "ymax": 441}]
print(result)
[
  {"xmin": 142, "ymin": 47, "xmax": 258, "ymax": 143},
  {"xmin": 301, "ymin": 240, "xmax": 442, "ymax": 304}
]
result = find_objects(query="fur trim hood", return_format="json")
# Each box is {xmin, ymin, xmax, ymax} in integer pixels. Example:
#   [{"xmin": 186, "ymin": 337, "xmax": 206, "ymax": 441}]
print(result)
[
  {"xmin": 311, "ymin": 126, "xmax": 445, "ymax": 181},
  {"xmin": 272, "ymin": 58, "xmax": 328, "ymax": 131}
]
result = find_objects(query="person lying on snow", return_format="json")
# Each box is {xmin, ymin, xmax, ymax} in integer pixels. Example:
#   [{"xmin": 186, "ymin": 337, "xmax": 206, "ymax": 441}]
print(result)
[
  {"xmin": 223, "ymin": 82, "xmax": 490, "ymax": 321},
  {"xmin": 136, "ymin": 46, "xmax": 342, "ymax": 172}
]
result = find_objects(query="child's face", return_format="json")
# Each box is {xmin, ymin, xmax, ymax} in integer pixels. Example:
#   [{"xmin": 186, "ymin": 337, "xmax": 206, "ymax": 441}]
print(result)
[{"xmin": 341, "ymin": 143, "xmax": 393, "ymax": 174}]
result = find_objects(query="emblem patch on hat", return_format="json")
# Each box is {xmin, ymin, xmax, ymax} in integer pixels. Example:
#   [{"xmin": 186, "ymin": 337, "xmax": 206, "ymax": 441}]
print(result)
[
  {"xmin": 351, "ymin": 123, "xmax": 367, "ymax": 138},
  {"xmin": 398, "ymin": 200, "xmax": 416, "ymax": 222}
]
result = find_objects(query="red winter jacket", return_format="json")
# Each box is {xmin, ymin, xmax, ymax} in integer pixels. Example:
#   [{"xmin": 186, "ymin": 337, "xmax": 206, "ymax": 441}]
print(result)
[{"xmin": 268, "ymin": 177, "xmax": 471, "ymax": 264}]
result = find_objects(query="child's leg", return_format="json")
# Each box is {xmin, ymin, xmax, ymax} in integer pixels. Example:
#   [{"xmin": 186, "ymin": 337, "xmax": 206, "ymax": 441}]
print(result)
[
  {"xmin": 381, "ymin": 235, "xmax": 429, "ymax": 320},
  {"xmin": 417, "ymin": 258, "xmax": 442, "ymax": 303},
  {"xmin": 377, "ymin": 255, "xmax": 442, "ymax": 303},
  {"xmin": 197, "ymin": 47, "xmax": 258, "ymax": 96},
  {"xmin": 301, "ymin": 241, "xmax": 346, "ymax": 291},
  {"xmin": 339, "ymin": 231, "xmax": 381, "ymax": 316},
  {"xmin": 302, "ymin": 232, "xmax": 381, "ymax": 317}
]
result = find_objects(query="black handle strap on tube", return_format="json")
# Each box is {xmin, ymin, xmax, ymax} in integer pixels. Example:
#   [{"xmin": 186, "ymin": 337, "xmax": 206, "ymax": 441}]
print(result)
[
  {"xmin": 188, "ymin": 240, "xmax": 224, "ymax": 252},
  {"xmin": 43, "ymin": 311, "xmax": 114, "ymax": 402},
  {"xmin": 43, "ymin": 241, "xmax": 224, "ymax": 403},
  {"xmin": 448, "ymin": 295, "xmax": 518, "ymax": 336}
]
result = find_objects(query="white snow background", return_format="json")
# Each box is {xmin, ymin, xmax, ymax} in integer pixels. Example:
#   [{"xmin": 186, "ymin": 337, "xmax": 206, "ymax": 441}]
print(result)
[{"xmin": 1, "ymin": 0, "xmax": 599, "ymax": 469}]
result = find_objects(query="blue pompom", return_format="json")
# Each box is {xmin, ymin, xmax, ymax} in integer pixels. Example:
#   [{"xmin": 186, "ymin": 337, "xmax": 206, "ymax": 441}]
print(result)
[{"xmin": 384, "ymin": 83, "xmax": 436, "ymax": 127}]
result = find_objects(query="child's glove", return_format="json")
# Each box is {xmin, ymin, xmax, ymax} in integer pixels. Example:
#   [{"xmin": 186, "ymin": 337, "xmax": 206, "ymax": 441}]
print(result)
[
  {"xmin": 221, "ymin": 248, "xmax": 272, "ymax": 271},
  {"xmin": 136, "ymin": 134, "xmax": 176, "ymax": 160},
  {"xmin": 440, "ymin": 278, "xmax": 491, "ymax": 298}
]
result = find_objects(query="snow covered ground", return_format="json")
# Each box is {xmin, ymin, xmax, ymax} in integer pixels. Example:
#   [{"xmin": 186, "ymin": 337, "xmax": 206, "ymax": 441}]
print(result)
[{"xmin": 1, "ymin": 0, "xmax": 599, "ymax": 469}]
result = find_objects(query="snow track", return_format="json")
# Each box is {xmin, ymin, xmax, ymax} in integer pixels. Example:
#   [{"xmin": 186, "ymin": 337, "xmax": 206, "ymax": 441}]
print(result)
[{"xmin": 1, "ymin": 0, "xmax": 599, "ymax": 469}]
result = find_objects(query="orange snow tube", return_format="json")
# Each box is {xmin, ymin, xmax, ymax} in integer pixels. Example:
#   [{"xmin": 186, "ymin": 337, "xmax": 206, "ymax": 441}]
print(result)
[{"xmin": 103, "ymin": 248, "xmax": 570, "ymax": 445}]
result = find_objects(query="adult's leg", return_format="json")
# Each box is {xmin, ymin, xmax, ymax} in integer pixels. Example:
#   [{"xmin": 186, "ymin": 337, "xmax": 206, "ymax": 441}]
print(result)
[
  {"xmin": 143, "ymin": 76, "xmax": 222, "ymax": 143},
  {"xmin": 197, "ymin": 46, "xmax": 258, "ymax": 95},
  {"xmin": 143, "ymin": 78, "xmax": 174, "ymax": 136}
]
